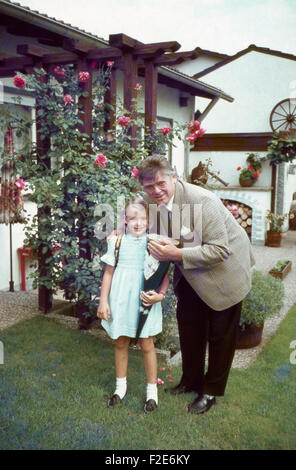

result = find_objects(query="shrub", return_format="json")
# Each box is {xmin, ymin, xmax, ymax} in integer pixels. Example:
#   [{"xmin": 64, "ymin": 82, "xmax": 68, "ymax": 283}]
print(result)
[{"xmin": 240, "ymin": 270, "xmax": 284, "ymax": 327}]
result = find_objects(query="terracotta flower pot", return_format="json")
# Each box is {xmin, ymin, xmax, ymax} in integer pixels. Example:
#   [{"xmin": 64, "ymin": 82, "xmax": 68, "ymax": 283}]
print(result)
[
  {"xmin": 236, "ymin": 322, "xmax": 264, "ymax": 349},
  {"xmin": 239, "ymin": 178, "xmax": 254, "ymax": 187},
  {"xmin": 265, "ymin": 230, "xmax": 282, "ymax": 247}
]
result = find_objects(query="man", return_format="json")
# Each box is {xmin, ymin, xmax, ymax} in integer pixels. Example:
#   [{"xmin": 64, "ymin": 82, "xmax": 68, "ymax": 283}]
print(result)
[{"xmin": 138, "ymin": 155, "xmax": 255, "ymax": 414}]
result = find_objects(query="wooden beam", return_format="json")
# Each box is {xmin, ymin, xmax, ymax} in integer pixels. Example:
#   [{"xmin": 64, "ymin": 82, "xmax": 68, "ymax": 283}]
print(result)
[
  {"xmin": 123, "ymin": 52, "xmax": 138, "ymax": 146},
  {"xmin": 87, "ymin": 47, "xmax": 122, "ymax": 61},
  {"xmin": 191, "ymin": 133, "xmax": 274, "ymax": 152},
  {"xmin": 35, "ymin": 69, "xmax": 53, "ymax": 313},
  {"xmin": 153, "ymin": 53, "xmax": 186, "ymax": 66},
  {"xmin": 17, "ymin": 44, "xmax": 51, "ymax": 58},
  {"xmin": 145, "ymin": 61, "xmax": 158, "ymax": 134},
  {"xmin": 109, "ymin": 33, "xmax": 143, "ymax": 50},
  {"xmin": 134, "ymin": 41, "xmax": 181, "ymax": 56},
  {"xmin": 63, "ymin": 39, "xmax": 92, "ymax": 54},
  {"xmin": 38, "ymin": 38, "xmax": 64, "ymax": 48},
  {"xmin": 104, "ymin": 67, "xmax": 117, "ymax": 132}
]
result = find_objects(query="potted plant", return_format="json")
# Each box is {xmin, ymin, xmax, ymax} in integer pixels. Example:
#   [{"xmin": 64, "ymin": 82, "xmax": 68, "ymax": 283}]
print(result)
[
  {"xmin": 269, "ymin": 259, "xmax": 292, "ymax": 280},
  {"xmin": 265, "ymin": 211, "xmax": 289, "ymax": 247},
  {"xmin": 236, "ymin": 153, "xmax": 262, "ymax": 187},
  {"xmin": 236, "ymin": 270, "xmax": 284, "ymax": 349}
]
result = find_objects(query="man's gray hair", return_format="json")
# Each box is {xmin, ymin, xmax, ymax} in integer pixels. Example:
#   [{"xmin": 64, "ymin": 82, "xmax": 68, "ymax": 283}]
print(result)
[{"xmin": 138, "ymin": 155, "xmax": 176, "ymax": 183}]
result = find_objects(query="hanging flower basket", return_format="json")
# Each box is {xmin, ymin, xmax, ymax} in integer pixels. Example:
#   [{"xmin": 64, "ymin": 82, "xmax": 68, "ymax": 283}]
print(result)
[{"xmin": 239, "ymin": 178, "xmax": 254, "ymax": 187}]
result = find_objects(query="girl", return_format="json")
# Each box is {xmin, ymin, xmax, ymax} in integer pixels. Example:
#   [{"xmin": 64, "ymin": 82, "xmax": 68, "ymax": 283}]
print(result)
[{"xmin": 97, "ymin": 198, "xmax": 169, "ymax": 413}]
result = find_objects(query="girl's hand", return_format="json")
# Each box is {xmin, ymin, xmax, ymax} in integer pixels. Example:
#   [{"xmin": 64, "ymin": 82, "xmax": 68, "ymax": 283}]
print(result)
[
  {"xmin": 140, "ymin": 290, "xmax": 164, "ymax": 306},
  {"xmin": 97, "ymin": 301, "xmax": 111, "ymax": 321}
]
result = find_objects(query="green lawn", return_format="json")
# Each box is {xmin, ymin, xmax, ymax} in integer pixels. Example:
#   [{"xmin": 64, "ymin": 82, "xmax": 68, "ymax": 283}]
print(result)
[{"xmin": 1, "ymin": 304, "xmax": 296, "ymax": 450}]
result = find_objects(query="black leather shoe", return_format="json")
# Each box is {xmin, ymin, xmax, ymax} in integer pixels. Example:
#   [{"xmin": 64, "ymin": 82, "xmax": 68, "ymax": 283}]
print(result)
[
  {"xmin": 164, "ymin": 383, "xmax": 195, "ymax": 395},
  {"xmin": 144, "ymin": 399, "xmax": 158, "ymax": 413},
  {"xmin": 107, "ymin": 394, "xmax": 122, "ymax": 407},
  {"xmin": 187, "ymin": 394, "xmax": 216, "ymax": 414}
]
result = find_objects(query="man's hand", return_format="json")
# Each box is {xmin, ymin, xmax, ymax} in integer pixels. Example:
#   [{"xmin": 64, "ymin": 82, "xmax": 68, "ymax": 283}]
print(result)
[
  {"xmin": 97, "ymin": 301, "xmax": 111, "ymax": 321},
  {"xmin": 148, "ymin": 240, "xmax": 182, "ymax": 262}
]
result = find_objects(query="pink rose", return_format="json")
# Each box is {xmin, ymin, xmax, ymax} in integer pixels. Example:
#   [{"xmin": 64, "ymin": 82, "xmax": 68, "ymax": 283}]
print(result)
[
  {"xmin": 94, "ymin": 153, "xmax": 107, "ymax": 168},
  {"xmin": 195, "ymin": 128, "xmax": 206, "ymax": 138},
  {"xmin": 13, "ymin": 75, "xmax": 26, "ymax": 89},
  {"xmin": 107, "ymin": 61, "xmax": 114, "ymax": 67},
  {"xmin": 118, "ymin": 116, "xmax": 131, "ymax": 127},
  {"xmin": 64, "ymin": 94, "xmax": 74, "ymax": 105},
  {"xmin": 159, "ymin": 367, "xmax": 165, "ymax": 371},
  {"xmin": 15, "ymin": 178, "xmax": 25, "ymax": 190},
  {"xmin": 157, "ymin": 378, "xmax": 164, "ymax": 385},
  {"xmin": 78, "ymin": 71, "xmax": 90, "ymax": 83},
  {"xmin": 131, "ymin": 167, "xmax": 139, "ymax": 179},
  {"xmin": 54, "ymin": 66, "xmax": 66, "ymax": 78},
  {"xmin": 187, "ymin": 120, "xmax": 200, "ymax": 130},
  {"xmin": 160, "ymin": 126, "xmax": 171, "ymax": 135},
  {"xmin": 106, "ymin": 133, "xmax": 113, "ymax": 141},
  {"xmin": 186, "ymin": 135, "xmax": 196, "ymax": 142},
  {"xmin": 135, "ymin": 83, "xmax": 142, "ymax": 90}
]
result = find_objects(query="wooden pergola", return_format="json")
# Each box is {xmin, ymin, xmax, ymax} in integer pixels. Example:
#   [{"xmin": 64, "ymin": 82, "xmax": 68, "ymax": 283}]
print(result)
[{"xmin": 0, "ymin": 2, "xmax": 231, "ymax": 317}]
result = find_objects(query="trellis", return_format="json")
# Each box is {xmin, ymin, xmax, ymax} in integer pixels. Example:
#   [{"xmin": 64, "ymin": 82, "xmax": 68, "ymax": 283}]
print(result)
[{"xmin": 0, "ymin": 23, "xmax": 207, "ymax": 318}]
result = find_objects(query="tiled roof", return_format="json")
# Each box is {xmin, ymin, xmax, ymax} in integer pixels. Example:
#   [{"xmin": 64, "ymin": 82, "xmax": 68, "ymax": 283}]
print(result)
[{"xmin": 0, "ymin": 0, "xmax": 108, "ymax": 44}]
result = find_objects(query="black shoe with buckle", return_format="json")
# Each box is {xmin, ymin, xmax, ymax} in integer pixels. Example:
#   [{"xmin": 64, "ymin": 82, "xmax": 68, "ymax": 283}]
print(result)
[
  {"xmin": 107, "ymin": 394, "xmax": 122, "ymax": 407},
  {"xmin": 144, "ymin": 399, "xmax": 157, "ymax": 413},
  {"xmin": 164, "ymin": 383, "xmax": 195, "ymax": 395},
  {"xmin": 187, "ymin": 394, "xmax": 216, "ymax": 414}
]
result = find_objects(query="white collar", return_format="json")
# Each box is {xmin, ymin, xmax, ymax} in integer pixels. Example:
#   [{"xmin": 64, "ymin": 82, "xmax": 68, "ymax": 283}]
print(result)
[{"xmin": 164, "ymin": 195, "xmax": 174, "ymax": 212}]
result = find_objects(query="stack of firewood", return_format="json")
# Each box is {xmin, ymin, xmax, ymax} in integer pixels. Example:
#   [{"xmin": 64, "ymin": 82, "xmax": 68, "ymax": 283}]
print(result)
[{"xmin": 222, "ymin": 199, "xmax": 252, "ymax": 237}]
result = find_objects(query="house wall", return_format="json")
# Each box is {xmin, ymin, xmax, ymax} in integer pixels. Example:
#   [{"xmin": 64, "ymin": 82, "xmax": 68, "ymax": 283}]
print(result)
[
  {"xmin": 191, "ymin": 51, "xmax": 296, "ymax": 133},
  {"xmin": 187, "ymin": 51, "xmax": 296, "ymax": 226},
  {"xmin": 176, "ymin": 55, "xmax": 221, "ymax": 77}
]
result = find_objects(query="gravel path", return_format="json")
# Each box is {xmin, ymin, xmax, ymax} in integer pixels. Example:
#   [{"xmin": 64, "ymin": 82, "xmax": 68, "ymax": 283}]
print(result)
[{"xmin": 1, "ymin": 231, "xmax": 295, "ymax": 370}]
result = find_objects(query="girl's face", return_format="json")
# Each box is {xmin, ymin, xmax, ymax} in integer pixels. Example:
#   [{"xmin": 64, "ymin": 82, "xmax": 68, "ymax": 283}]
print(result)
[{"xmin": 125, "ymin": 205, "xmax": 147, "ymax": 237}]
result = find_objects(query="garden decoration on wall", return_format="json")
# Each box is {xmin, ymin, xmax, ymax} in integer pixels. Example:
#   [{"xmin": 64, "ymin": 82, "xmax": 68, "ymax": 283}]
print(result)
[
  {"xmin": 236, "ymin": 152, "xmax": 262, "ymax": 187},
  {"xmin": 0, "ymin": 122, "xmax": 27, "ymax": 291},
  {"xmin": 191, "ymin": 157, "xmax": 228, "ymax": 188}
]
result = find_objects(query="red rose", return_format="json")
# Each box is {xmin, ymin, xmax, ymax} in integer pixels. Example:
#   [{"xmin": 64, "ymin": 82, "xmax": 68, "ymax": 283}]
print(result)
[
  {"xmin": 13, "ymin": 75, "xmax": 26, "ymax": 89},
  {"xmin": 94, "ymin": 153, "xmax": 107, "ymax": 168}
]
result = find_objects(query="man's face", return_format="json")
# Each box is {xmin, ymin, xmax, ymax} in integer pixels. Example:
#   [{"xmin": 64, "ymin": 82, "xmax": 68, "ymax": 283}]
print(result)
[{"xmin": 142, "ymin": 171, "xmax": 177, "ymax": 205}]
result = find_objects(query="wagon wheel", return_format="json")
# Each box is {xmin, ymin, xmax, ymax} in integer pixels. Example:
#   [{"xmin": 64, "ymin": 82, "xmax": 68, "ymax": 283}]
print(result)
[{"xmin": 270, "ymin": 98, "xmax": 296, "ymax": 133}]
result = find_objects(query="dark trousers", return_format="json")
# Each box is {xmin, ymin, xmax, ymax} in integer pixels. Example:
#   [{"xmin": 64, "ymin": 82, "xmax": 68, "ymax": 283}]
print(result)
[{"xmin": 176, "ymin": 276, "xmax": 241, "ymax": 397}]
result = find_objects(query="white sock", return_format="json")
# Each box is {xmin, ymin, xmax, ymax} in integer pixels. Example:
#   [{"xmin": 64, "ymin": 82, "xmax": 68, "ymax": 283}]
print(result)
[
  {"xmin": 114, "ymin": 377, "xmax": 127, "ymax": 399},
  {"xmin": 146, "ymin": 383, "xmax": 158, "ymax": 405}
]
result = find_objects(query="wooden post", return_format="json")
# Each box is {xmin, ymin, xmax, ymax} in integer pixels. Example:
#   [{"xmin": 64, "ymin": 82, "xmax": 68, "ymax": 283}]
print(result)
[
  {"xmin": 76, "ymin": 59, "xmax": 94, "ymax": 328},
  {"xmin": 145, "ymin": 60, "xmax": 158, "ymax": 136},
  {"xmin": 104, "ymin": 66, "xmax": 117, "ymax": 132},
  {"xmin": 77, "ymin": 59, "xmax": 93, "ymax": 152},
  {"xmin": 35, "ymin": 68, "xmax": 53, "ymax": 313},
  {"xmin": 123, "ymin": 52, "xmax": 138, "ymax": 148}
]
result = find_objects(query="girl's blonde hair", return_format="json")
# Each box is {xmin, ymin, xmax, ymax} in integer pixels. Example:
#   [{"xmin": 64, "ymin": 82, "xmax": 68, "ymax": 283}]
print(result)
[{"xmin": 117, "ymin": 197, "xmax": 148, "ymax": 235}]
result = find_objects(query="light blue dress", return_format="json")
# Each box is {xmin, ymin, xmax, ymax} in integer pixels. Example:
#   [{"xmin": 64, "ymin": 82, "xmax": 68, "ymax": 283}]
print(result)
[{"xmin": 100, "ymin": 234, "xmax": 162, "ymax": 340}]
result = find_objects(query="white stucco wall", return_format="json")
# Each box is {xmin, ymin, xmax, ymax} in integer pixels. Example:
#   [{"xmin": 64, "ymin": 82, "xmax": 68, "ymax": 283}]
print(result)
[
  {"xmin": 176, "ymin": 55, "xmax": 221, "ymax": 77},
  {"xmin": 196, "ymin": 51, "xmax": 296, "ymax": 133},
  {"xmin": 188, "ymin": 150, "xmax": 272, "ymax": 188}
]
